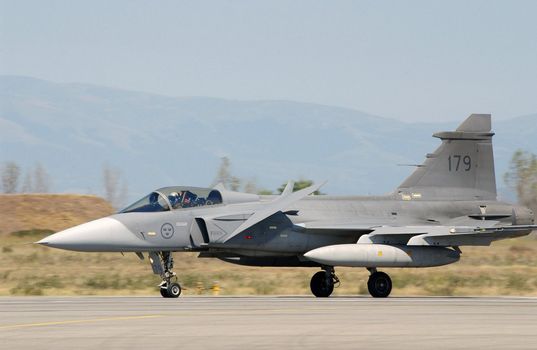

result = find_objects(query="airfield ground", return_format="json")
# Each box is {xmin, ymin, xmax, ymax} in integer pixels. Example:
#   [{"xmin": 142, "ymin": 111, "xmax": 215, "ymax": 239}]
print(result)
[
  {"xmin": 1, "ymin": 194, "xmax": 537, "ymax": 297},
  {"xmin": 1, "ymin": 296, "xmax": 536, "ymax": 350}
]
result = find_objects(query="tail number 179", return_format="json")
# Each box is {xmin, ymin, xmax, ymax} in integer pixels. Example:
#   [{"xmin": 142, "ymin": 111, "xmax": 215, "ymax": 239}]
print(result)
[{"xmin": 448, "ymin": 155, "xmax": 471, "ymax": 171}]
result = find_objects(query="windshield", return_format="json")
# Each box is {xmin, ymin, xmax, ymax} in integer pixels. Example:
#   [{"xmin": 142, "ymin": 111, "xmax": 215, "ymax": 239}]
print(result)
[
  {"xmin": 120, "ymin": 186, "xmax": 222, "ymax": 213},
  {"xmin": 120, "ymin": 191, "xmax": 170, "ymax": 213}
]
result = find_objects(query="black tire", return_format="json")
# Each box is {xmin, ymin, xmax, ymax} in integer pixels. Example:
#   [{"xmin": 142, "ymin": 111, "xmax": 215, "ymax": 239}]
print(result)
[
  {"xmin": 167, "ymin": 282, "xmax": 182, "ymax": 298},
  {"xmin": 310, "ymin": 271, "xmax": 334, "ymax": 298},
  {"xmin": 160, "ymin": 287, "xmax": 170, "ymax": 298},
  {"xmin": 367, "ymin": 271, "xmax": 392, "ymax": 298}
]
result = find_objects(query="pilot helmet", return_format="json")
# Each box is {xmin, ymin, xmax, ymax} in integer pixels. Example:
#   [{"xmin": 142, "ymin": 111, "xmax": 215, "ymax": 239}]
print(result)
[{"xmin": 168, "ymin": 192, "xmax": 180, "ymax": 207}]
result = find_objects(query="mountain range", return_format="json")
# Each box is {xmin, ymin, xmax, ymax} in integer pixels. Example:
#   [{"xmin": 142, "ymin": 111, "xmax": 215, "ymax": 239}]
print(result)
[{"xmin": 1, "ymin": 75, "xmax": 535, "ymax": 204}]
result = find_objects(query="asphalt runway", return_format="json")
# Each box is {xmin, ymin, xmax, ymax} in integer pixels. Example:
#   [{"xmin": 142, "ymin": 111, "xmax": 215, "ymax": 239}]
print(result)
[{"xmin": 1, "ymin": 296, "xmax": 536, "ymax": 350}]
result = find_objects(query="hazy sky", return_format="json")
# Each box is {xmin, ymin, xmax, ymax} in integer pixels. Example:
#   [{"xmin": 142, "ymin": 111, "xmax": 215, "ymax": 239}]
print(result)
[{"xmin": 1, "ymin": 0, "xmax": 536, "ymax": 122}]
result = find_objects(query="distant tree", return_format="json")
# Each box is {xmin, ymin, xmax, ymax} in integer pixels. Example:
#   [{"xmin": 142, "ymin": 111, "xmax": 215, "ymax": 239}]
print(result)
[
  {"xmin": 213, "ymin": 157, "xmax": 231, "ymax": 186},
  {"xmin": 21, "ymin": 171, "xmax": 33, "ymax": 193},
  {"xmin": 504, "ymin": 150, "xmax": 537, "ymax": 214},
  {"xmin": 102, "ymin": 163, "xmax": 128, "ymax": 209},
  {"xmin": 1, "ymin": 161, "xmax": 21, "ymax": 193},
  {"xmin": 230, "ymin": 176, "xmax": 241, "ymax": 192},
  {"xmin": 33, "ymin": 163, "xmax": 51, "ymax": 193},
  {"xmin": 277, "ymin": 178, "xmax": 323, "ymax": 195},
  {"xmin": 103, "ymin": 164, "xmax": 119, "ymax": 203},
  {"xmin": 257, "ymin": 189, "xmax": 274, "ymax": 195},
  {"xmin": 212, "ymin": 157, "xmax": 242, "ymax": 191},
  {"xmin": 243, "ymin": 178, "xmax": 258, "ymax": 194}
]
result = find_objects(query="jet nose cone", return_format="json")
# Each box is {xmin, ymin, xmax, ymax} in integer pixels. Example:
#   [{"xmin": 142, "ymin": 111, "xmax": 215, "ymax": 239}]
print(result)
[{"xmin": 36, "ymin": 217, "xmax": 142, "ymax": 252}]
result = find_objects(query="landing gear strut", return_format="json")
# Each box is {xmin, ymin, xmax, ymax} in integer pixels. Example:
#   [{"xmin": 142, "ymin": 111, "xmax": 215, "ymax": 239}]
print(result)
[
  {"xmin": 367, "ymin": 268, "xmax": 392, "ymax": 298},
  {"xmin": 150, "ymin": 251, "xmax": 182, "ymax": 298},
  {"xmin": 310, "ymin": 266, "xmax": 339, "ymax": 297}
]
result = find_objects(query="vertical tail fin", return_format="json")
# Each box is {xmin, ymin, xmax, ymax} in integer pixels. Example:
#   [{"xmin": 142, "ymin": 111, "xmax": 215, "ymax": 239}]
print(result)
[{"xmin": 397, "ymin": 114, "xmax": 496, "ymax": 200}]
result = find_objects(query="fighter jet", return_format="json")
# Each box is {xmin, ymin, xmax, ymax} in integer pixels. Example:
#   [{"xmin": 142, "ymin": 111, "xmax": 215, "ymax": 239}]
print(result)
[{"xmin": 37, "ymin": 114, "xmax": 536, "ymax": 298}]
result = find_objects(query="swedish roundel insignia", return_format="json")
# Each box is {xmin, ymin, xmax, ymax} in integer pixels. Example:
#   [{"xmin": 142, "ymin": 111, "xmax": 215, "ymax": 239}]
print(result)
[{"xmin": 161, "ymin": 223, "xmax": 174, "ymax": 239}]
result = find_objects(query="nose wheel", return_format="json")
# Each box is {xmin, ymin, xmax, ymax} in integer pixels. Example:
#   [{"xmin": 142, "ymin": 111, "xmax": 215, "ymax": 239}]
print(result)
[
  {"xmin": 149, "ymin": 251, "xmax": 183, "ymax": 298},
  {"xmin": 160, "ymin": 281, "xmax": 182, "ymax": 298}
]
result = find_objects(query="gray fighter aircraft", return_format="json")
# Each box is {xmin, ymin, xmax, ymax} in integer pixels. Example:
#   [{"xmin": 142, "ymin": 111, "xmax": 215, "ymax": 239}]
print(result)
[{"xmin": 37, "ymin": 114, "xmax": 536, "ymax": 298}]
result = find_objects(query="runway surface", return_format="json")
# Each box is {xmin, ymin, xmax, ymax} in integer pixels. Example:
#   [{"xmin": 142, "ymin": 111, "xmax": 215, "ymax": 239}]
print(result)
[{"xmin": 1, "ymin": 296, "xmax": 536, "ymax": 350}]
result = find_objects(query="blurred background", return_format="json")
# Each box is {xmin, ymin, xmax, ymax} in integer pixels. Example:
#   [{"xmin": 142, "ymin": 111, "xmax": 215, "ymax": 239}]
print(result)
[{"xmin": 0, "ymin": 0, "xmax": 536, "ymax": 296}]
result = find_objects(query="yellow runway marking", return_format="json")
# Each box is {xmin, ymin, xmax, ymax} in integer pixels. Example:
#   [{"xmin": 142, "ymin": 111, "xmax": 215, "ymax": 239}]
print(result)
[
  {"xmin": 0, "ymin": 315, "xmax": 162, "ymax": 330},
  {"xmin": 0, "ymin": 308, "xmax": 333, "ymax": 331}
]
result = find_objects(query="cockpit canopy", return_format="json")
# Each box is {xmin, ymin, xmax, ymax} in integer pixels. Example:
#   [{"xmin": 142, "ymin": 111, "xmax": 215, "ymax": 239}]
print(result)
[{"xmin": 120, "ymin": 186, "xmax": 223, "ymax": 213}]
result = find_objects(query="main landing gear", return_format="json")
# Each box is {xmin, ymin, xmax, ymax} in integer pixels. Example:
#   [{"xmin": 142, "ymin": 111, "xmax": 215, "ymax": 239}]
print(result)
[
  {"xmin": 309, "ymin": 267, "xmax": 392, "ymax": 298},
  {"xmin": 149, "ymin": 251, "xmax": 182, "ymax": 298},
  {"xmin": 367, "ymin": 268, "xmax": 392, "ymax": 298},
  {"xmin": 310, "ymin": 266, "xmax": 340, "ymax": 297}
]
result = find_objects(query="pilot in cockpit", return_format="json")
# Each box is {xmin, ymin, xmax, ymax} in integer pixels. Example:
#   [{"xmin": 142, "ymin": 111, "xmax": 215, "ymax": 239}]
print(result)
[
  {"xmin": 181, "ymin": 191, "xmax": 196, "ymax": 208},
  {"xmin": 168, "ymin": 192, "xmax": 182, "ymax": 209},
  {"xmin": 150, "ymin": 192, "xmax": 161, "ymax": 207},
  {"xmin": 168, "ymin": 191, "xmax": 197, "ymax": 209}
]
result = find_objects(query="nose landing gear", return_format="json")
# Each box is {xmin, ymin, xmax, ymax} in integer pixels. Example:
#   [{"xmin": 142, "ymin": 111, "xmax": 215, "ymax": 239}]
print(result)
[
  {"xmin": 160, "ymin": 281, "xmax": 181, "ymax": 298},
  {"xmin": 149, "ymin": 251, "xmax": 182, "ymax": 298}
]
